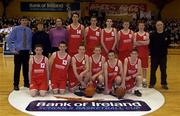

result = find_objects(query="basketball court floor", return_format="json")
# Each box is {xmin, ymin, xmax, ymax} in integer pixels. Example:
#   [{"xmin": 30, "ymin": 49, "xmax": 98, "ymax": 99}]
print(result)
[{"xmin": 0, "ymin": 50, "xmax": 180, "ymax": 115}]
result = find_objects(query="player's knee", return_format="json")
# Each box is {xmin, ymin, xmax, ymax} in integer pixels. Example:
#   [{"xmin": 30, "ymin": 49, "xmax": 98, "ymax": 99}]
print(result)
[
  {"xmin": 40, "ymin": 91, "xmax": 47, "ymax": 97},
  {"xmin": 136, "ymin": 75, "xmax": 142, "ymax": 86},
  {"xmin": 115, "ymin": 76, "xmax": 121, "ymax": 84},
  {"xmin": 59, "ymin": 89, "xmax": 66, "ymax": 94},
  {"xmin": 98, "ymin": 75, "xmax": 104, "ymax": 84},
  {"xmin": 52, "ymin": 89, "xmax": 58, "ymax": 94},
  {"xmin": 30, "ymin": 91, "xmax": 37, "ymax": 97}
]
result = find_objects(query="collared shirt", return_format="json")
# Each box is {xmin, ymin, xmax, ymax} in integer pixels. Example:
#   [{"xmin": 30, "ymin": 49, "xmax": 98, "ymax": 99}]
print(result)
[
  {"xmin": 6, "ymin": 26, "xmax": 32, "ymax": 51},
  {"xmin": 49, "ymin": 27, "xmax": 68, "ymax": 47}
]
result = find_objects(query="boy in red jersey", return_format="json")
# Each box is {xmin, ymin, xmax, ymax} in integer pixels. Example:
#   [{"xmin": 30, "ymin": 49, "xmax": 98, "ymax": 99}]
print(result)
[
  {"xmin": 134, "ymin": 22, "xmax": 149, "ymax": 88},
  {"xmin": 67, "ymin": 12, "xmax": 85, "ymax": 56},
  {"xmin": 101, "ymin": 18, "xmax": 117, "ymax": 58},
  {"xmin": 29, "ymin": 44, "xmax": 49, "ymax": 97},
  {"xmin": 117, "ymin": 21, "xmax": 134, "ymax": 63},
  {"xmin": 104, "ymin": 50, "xmax": 124, "ymax": 95},
  {"xmin": 124, "ymin": 48, "xmax": 142, "ymax": 97},
  {"xmin": 85, "ymin": 16, "xmax": 101, "ymax": 56},
  {"xmin": 89, "ymin": 45, "xmax": 105, "ymax": 93},
  {"xmin": 68, "ymin": 44, "xmax": 89, "ymax": 93},
  {"xmin": 49, "ymin": 41, "xmax": 71, "ymax": 94}
]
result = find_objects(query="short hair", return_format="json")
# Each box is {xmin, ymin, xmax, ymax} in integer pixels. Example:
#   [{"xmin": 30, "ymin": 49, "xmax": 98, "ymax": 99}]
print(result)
[
  {"xmin": 36, "ymin": 21, "xmax": 44, "ymax": 26},
  {"xmin": 60, "ymin": 41, "xmax": 67, "ymax": 46},
  {"xmin": 94, "ymin": 44, "xmax": 102, "ymax": 49},
  {"xmin": 131, "ymin": 48, "xmax": 138, "ymax": 53},
  {"xmin": 20, "ymin": 16, "xmax": 28, "ymax": 20},
  {"xmin": 108, "ymin": 50, "xmax": 115, "ymax": 54},
  {"xmin": 72, "ymin": 12, "xmax": 79, "ymax": 17},
  {"xmin": 34, "ymin": 44, "xmax": 43, "ymax": 49},
  {"xmin": 91, "ymin": 16, "xmax": 97, "ymax": 20}
]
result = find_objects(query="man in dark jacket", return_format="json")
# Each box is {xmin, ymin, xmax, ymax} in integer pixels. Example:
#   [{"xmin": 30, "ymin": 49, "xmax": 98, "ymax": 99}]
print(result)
[
  {"xmin": 149, "ymin": 21, "xmax": 171, "ymax": 89},
  {"xmin": 32, "ymin": 21, "xmax": 51, "ymax": 57}
]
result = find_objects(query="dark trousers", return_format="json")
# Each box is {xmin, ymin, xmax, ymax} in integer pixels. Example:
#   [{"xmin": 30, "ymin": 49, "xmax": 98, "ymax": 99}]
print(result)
[
  {"xmin": 14, "ymin": 50, "xmax": 30, "ymax": 87},
  {"xmin": 150, "ymin": 55, "xmax": 168, "ymax": 86}
]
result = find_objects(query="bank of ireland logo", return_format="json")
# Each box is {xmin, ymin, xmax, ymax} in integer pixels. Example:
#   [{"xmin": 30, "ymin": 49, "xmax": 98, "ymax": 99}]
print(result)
[{"xmin": 26, "ymin": 99, "xmax": 151, "ymax": 111}]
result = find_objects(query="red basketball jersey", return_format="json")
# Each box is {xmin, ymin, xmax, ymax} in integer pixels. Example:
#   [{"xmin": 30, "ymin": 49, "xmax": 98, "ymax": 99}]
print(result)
[
  {"xmin": 135, "ymin": 32, "xmax": 149, "ymax": 57},
  {"xmin": 67, "ymin": 24, "xmax": 83, "ymax": 56},
  {"xmin": 118, "ymin": 30, "xmax": 133, "ymax": 52},
  {"xmin": 107, "ymin": 59, "xmax": 120, "ymax": 90},
  {"xmin": 126, "ymin": 57, "xmax": 139, "ymax": 76},
  {"xmin": 102, "ymin": 28, "xmax": 115, "ymax": 51},
  {"xmin": 51, "ymin": 52, "xmax": 69, "ymax": 81},
  {"xmin": 107, "ymin": 60, "xmax": 119, "ymax": 78},
  {"xmin": 86, "ymin": 27, "xmax": 101, "ymax": 56},
  {"xmin": 30, "ymin": 56, "xmax": 48, "ymax": 90},
  {"xmin": 31, "ymin": 56, "xmax": 47, "ymax": 80},
  {"xmin": 91, "ymin": 55, "xmax": 103, "ymax": 75}
]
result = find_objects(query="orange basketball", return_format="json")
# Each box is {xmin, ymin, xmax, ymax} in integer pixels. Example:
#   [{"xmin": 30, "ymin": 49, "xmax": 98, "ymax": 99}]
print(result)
[
  {"xmin": 115, "ymin": 87, "xmax": 126, "ymax": 98},
  {"xmin": 84, "ymin": 84, "xmax": 95, "ymax": 97}
]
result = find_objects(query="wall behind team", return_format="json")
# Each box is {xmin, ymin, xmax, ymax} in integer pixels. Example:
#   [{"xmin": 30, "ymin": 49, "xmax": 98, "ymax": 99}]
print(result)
[{"xmin": 0, "ymin": 0, "xmax": 179, "ymax": 19}]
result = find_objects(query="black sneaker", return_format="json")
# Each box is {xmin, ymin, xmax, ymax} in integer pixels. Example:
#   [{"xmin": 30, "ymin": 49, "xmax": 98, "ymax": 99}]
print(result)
[
  {"xmin": 96, "ymin": 85, "xmax": 104, "ymax": 94},
  {"xmin": 24, "ymin": 84, "xmax": 29, "ymax": 88},
  {"xmin": 149, "ymin": 85, "xmax": 154, "ymax": 88},
  {"xmin": 134, "ymin": 90, "xmax": 142, "ymax": 97},
  {"xmin": 74, "ymin": 89, "xmax": 85, "ymax": 97},
  {"xmin": 14, "ymin": 86, "xmax": 19, "ymax": 91},
  {"xmin": 162, "ymin": 85, "xmax": 169, "ymax": 90}
]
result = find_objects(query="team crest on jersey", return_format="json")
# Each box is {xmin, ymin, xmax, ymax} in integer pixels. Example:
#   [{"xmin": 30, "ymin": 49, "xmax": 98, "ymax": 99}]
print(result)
[
  {"xmin": 82, "ymin": 60, "xmax": 85, "ymax": 64},
  {"xmin": 114, "ymin": 66, "xmax": 118, "ymax": 71},
  {"xmin": 40, "ymin": 63, "xmax": 45, "ymax": 68},
  {"xmin": 77, "ymin": 30, "xmax": 81, "ymax": 34},
  {"xmin": 62, "ymin": 60, "xmax": 67, "ymax": 65},
  {"xmin": 129, "ymin": 34, "xmax": 132, "ymax": 38},
  {"xmin": 111, "ymin": 32, "xmax": 115, "ymax": 36},
  {"xmin": 96, "ymin": 31, "xmax": 100, "ymax": 36}
]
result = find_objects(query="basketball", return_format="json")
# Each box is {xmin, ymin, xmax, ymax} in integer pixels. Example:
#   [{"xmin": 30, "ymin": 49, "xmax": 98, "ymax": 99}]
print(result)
[
  {"xmin": 115, "ymin": 87, "xmax": 126, "ymax": 98},
  {"xmin": 84, "ymin": 84, "xmax": 95, "ymax": 98}
]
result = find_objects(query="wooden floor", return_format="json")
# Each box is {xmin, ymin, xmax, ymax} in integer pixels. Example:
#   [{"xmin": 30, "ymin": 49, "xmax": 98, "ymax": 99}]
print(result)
[{"xmin": 0, "ymin": 52, "xmax": 180, "ymax": 116}]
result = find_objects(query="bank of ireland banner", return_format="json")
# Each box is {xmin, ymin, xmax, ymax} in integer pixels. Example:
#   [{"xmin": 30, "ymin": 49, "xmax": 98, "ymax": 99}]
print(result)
[
  {"xmin": 26, "ymin": 100, "xmax": 151, "ymax": 111},
  {"xmin": 21, "ymin": 2, "xmax": 80, "ymax": 12}
]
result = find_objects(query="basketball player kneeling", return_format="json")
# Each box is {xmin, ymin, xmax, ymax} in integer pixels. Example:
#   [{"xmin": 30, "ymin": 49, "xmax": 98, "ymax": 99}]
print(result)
[
  {"xmin": 29, "ymin": 44, "xmax": 49, "ymax": 97},
  {"xmin": 104, "ymin": 50, "xmax": 125, "ymax": 98},
  {"xmin": 68, "ymin": 44, "xmax": 89, "ymax": 96},
  {"xmin": 124, "ymin": 48, "xmax": 142, "ymax": 97},
  {"xmin": 49, "ymin": 42, "xmax": 71, "ymax": 94},
  {"xmin": 89, "ymin": 45, "xmax": 106, "ymax": 93}
]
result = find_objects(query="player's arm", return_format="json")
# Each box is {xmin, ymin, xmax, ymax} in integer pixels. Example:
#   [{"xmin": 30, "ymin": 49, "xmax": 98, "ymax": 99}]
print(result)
[
  {"xmin": 72, "ymin": 56, "xmax": 80, "ymax": 81},
  {"xmin": 135, "ymin": 32, "xmax": 150, "ymax": 46},
  {"xmin": 28, "ymin": 56, "xmax": 33, "ymax": 84},
  {"xmin": 81, "ymin": 25, "xmax": 85, "ymax": 43},
  {"xmin": 66, "ymin": 55, "xmax": 71, "ymax": 69},
  {"xmin": 117, "ymin": 31, "xmax": 121, "ymax": 49},
  {"xmin": 123, "ymin": 58, "xmax": 131, "ymax": 81},
  {"xmin": 112, "ymin": 28, "xmax": 118, "ymax": 50},
  {"xmin": 89, "ymin": 56, "xmax": 93, "ymax": 76},
  {"xmin": 118, "ymin": 60, "xmax": 125, "ymax": 88},
  {"xmin": 84, "ymin": 27, "xmax": 89, "ymax": 46},
  {"xmin": 104, "ymin": 62, "xmax": 109, "ymax": 93},
  {"xmin": 101, "ymin": 29, "xmax": 108, "ymax": 53},
  {"xmin": 45, "ymin": 57, "xmax": 50, "ymax": 83},
  {"xmin": 48, "ymin": 52, "xmax": 56, "ymax": 75}
]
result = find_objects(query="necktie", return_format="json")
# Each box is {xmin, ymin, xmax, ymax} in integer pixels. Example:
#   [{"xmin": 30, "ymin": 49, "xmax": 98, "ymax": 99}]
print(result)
[{"xmin": 23, "ymin": 28, "xmax": 27, "ymax": 48}]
